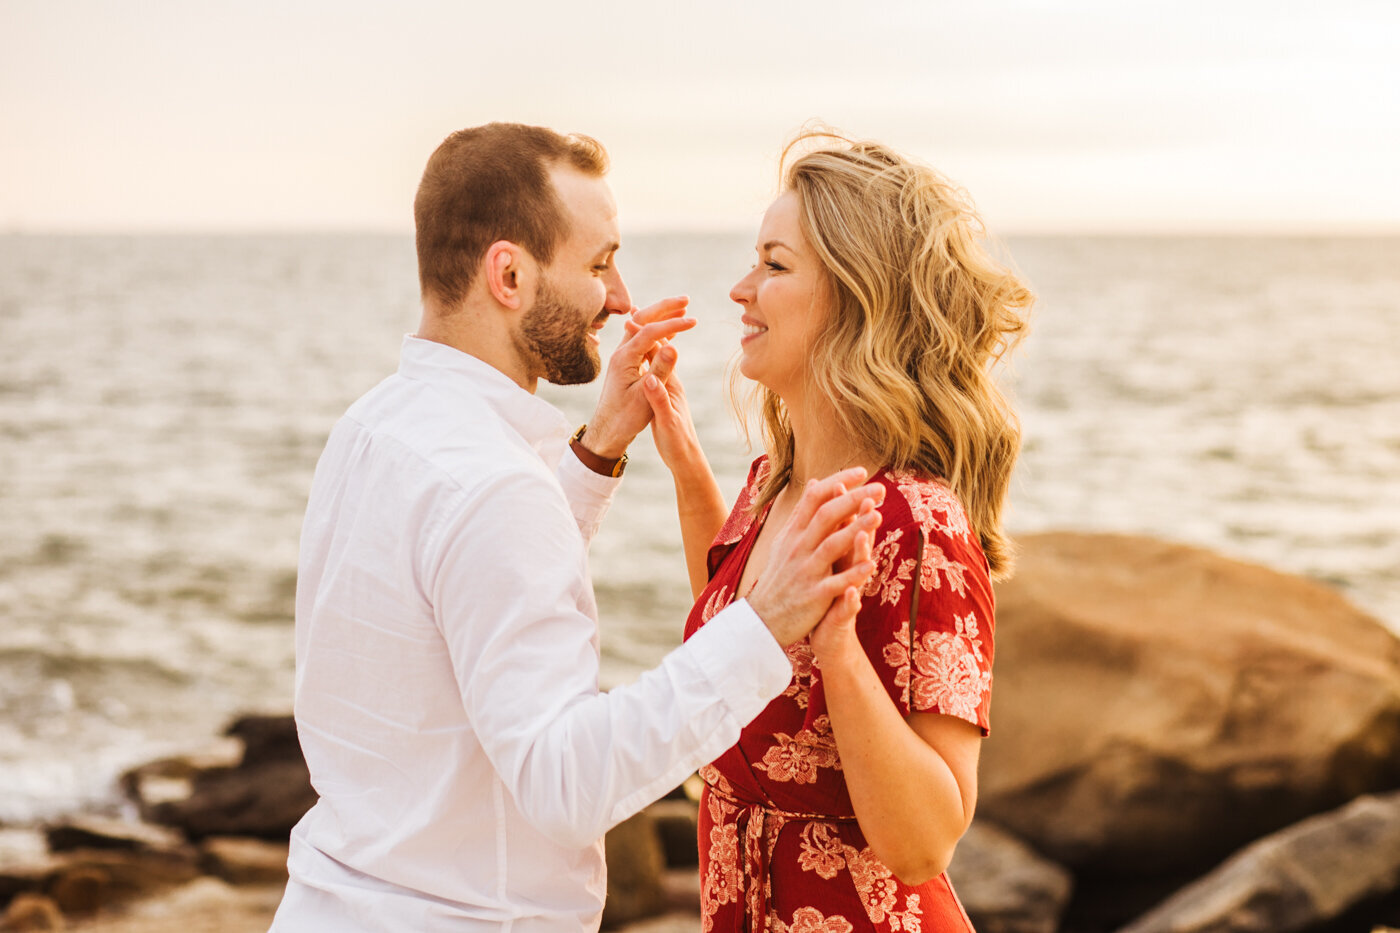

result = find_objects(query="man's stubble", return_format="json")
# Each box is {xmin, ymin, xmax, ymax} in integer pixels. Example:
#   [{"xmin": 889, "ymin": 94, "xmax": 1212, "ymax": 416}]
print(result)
[{"xmin": 518, "ymin": 279, "xmax": 604, "ymax": 386}]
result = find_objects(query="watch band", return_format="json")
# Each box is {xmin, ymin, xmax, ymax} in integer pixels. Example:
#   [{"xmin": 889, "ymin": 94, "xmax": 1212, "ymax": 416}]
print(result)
[{"xmin": 569, "ymin": 424, "xmax": 628, "ymax": 478}]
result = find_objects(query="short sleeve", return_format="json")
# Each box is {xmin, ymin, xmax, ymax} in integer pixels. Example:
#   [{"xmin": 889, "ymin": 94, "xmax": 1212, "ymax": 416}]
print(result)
[{"xmin": 854, "ymin": 471, "xmax": 995, "ymax": 735}]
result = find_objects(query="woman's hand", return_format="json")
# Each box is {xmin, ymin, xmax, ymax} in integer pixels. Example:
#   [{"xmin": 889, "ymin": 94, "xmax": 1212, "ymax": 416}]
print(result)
[
  {"xmin": 639, "ymin": 361, "xmax": 705, "ymax": 476},
  {"xmin": 808, "ymin": 501, "xmax": 878, "ymax": 666}
]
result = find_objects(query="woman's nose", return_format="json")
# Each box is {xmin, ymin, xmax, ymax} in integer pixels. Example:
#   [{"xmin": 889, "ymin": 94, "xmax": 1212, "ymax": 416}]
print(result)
[{"xmin": 729, "ymin": 270, "xmax": 755, "ymax": 305}]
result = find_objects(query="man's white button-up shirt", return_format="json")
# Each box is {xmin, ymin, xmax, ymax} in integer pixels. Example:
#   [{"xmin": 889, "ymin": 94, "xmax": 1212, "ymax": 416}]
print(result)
[{"xmin": 270, "ymin": 336, "xmax": 792, "ymax": 932}]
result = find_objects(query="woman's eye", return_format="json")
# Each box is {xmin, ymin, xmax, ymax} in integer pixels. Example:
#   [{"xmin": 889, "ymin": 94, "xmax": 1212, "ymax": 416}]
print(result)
[{"xmin": 765, "ymin": 260, "xmax": 786, "ymax": 272}]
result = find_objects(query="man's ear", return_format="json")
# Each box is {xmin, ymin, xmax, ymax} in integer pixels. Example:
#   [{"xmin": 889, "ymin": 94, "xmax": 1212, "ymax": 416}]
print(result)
[{"xmin": 483, "ymin": 240, "xmax": 530, "ymax": 311}]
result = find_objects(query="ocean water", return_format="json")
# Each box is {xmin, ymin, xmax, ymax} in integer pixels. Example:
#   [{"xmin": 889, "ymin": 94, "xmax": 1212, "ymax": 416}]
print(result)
[{"xmin": 1, "ymin": 233, "xmax": 1397, "ymax": 822}]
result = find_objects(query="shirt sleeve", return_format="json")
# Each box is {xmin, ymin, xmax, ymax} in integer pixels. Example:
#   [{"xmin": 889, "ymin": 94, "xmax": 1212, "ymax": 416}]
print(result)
[
  {"xmin": 426, "ymin": 466, "xmax": 792, "ymax": 850},
  {"xmin": 555, "ymin": 445, "xmax": 623, "ymax": 544},
  {"xmin": 854, "ymin": 479, "xmax": 995, "ymax": 735}
]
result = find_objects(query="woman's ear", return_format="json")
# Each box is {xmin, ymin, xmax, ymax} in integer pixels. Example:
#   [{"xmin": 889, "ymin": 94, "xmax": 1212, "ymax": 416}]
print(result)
[{"xmin": 483, "ymin": 240, "xmax": 530, "ymax": 311}]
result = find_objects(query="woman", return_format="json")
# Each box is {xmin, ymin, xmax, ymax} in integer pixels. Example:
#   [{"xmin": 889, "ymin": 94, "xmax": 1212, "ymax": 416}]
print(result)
[{"xmin": 640, "ymin": 132, "xmax": 1033, "ymax": 932}]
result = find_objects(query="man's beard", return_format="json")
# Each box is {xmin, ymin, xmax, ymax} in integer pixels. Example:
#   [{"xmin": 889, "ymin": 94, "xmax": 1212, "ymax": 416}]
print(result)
[{"xmin": 518, "ymin": 280, "xmax": 605, "ymax": 386}]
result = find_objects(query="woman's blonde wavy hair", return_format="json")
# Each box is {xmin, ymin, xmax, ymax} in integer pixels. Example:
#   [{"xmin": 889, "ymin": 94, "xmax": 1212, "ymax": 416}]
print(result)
[{"xmin": 737, "ymin": 130, "xmax": 1033, "ymax": 579}]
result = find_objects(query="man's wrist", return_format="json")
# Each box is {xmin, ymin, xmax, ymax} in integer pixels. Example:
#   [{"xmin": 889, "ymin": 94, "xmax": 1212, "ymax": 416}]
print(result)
[
  {"xmin": 576, "ymin": 417, "xmax": 630, "ymax": 459},
  {"xmin": 570, "ymin": 424, "xmax": 628, "ymax": 477}
]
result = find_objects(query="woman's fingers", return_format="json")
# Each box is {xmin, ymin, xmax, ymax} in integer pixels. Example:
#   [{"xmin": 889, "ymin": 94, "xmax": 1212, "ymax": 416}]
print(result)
[
  {"xmin": 821, "ymin": 560, "xmax": 878, "ymax": 600},
  {"xmin": 641, "ymin": 373, "xmax": 673, "ymax": 417},
  {"xmin": 647, "ymin": 343, "xmax": 679, "ymax": 385},
  {"xmin": 813, "ymin": 585, "xmax": 862, "ymax": 633}
]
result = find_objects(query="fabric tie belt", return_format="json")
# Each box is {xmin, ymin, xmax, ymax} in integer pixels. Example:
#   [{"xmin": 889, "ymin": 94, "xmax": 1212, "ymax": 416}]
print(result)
[{"xmin": 703, "ymin": 776, "xmax": 858, "ymax": 933}]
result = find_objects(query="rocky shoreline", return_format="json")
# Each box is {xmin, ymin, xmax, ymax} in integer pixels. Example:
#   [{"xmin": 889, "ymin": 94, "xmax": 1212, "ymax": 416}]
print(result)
[{"xmin": 4, "ymin": 533, "xmax": 1400, "ymax": 932}]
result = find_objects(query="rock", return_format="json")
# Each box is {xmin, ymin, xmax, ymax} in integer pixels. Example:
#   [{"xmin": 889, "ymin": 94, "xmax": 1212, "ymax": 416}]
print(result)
[
  {"xmin": 56, "ymin": 877, "xmax": 285, "ymax": 933},
  {"xmin": 121, "ymin": 715, "xmax": 314, "ymax": 842},
  {"xmin": 947, "ymin": 820, "xmax": 1073, "ymax": 933},
  {"xmin": 45, "ymin": 848, "xmax": 201, "ymax": 911},
  {"xmin": 660, "ymin": 868, "xmax": 700, "ymax": 913},
  {"xmin": 1116, "ymin": 789, "xmax": 1400, "ymax": 933},
  {"xmin": 602, "ymin": 812, "xmax": 668, "ymax": 930},
  {"xmin": 145, "ymin": 757, "xmax": 315, "ymax": 841},
  {"xmin": 0, "ymin": 829, "xmax": 59, "ymax": 904},
  {"xmin": 198, "ymin": 836, "xmax": 289, "ymax": 886},
  {"xmin": 981, "ymin": 532, "xmax": 1400, "ymax": 890},
  {"xmin": 614, "ymin": 912, "xmax": 700, "ymax": 933},
  {"xmin": 43, "ymin": 817, "xmax": 183, "ymax": 854},
  {"xmin": 0, "ymin": 894, "xmax": 63, "ymax": 931},
  {"xmin": 119, "ymin": 744, "xmax": 243, "ymax": 814},
  {"xmin": 646, "ymin": 800, "xmax": 699, "ymax": 868},
  {"xmin": 45, "ymin": 867, "xmax": 106, "ymax": 916},
  {"xmin": 224, "ymin": 715, "xmax": 301, "ymax": 768}
]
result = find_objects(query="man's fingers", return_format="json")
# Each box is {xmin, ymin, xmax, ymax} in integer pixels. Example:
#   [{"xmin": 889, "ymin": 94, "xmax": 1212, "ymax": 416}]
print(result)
[
  {"xmin": 835, "ymin": 523, "xmax": 875, "ymax": 573},
  {"xmin": 813, "ymin": 510, "xmax": 880, "ymax": 566},
  {"xmin": 616, "ymin": 317, "xmax": 696, "ymax": 366},
  {"xmin": 633, "ymin": 317, "xmax": 696, "ymax": 344},
  {"xmin": 786, "ymin": 467, "xmax": 870, "ymax": 530},
  {"xmin": 807, "ymin": 481, "xmax": 886, "ymax": 540},
  {"xmin": 631, "ymin": 296, "xmax": 689, "ymax": 326}
]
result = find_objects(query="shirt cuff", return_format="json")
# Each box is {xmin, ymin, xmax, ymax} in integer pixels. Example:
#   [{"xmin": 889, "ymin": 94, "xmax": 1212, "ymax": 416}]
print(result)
[
  {"xmin": 556, "ymin": 446, "xmax": 623, "ymax": 542},
  {"xmin": 682, "ymin": 598, "xmax": 792, "ymax": 722}
]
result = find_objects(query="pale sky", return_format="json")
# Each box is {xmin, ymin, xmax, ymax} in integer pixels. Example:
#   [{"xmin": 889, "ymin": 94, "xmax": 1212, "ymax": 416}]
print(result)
[{"xmin": 3, "ymin": 0, "xmax": 1398, "ymax": 234}]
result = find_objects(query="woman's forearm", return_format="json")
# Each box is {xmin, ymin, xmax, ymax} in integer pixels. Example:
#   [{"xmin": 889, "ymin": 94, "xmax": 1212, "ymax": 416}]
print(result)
[
  {"xmin": 670, "ymin": 455, "xmax": 728, "ymax": 599},
  {"xmin": 818, "ymin": 645, "xmax": 977, "ymax": 884}
]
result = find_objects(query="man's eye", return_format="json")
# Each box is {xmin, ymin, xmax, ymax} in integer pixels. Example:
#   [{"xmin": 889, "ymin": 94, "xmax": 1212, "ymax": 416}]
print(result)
[{"xmin": 593, "ymin": 265, "xmax": 610, "ymax": 273}]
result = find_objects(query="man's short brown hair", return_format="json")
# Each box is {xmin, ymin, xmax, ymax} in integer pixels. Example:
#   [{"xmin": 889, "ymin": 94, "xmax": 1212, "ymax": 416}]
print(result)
[{"xmin": 414, "ymin": 123, "xmax": 609, "ymax": 308}]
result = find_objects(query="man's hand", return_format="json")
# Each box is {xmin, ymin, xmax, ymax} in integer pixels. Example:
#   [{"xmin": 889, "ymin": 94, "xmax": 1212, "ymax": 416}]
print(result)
[
  {"xmin": 747, "ymin": 468, "xmax": 886, "ymax": 647},
  {"xmin": 582, "ymin": 297, "xmax": 695, "ymax": 459}
]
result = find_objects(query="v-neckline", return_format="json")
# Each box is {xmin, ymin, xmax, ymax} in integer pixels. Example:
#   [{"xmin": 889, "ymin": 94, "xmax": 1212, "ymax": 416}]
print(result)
[{"xmin": 731, "ymin": 497, "xmax": 778, "ymax": 602}]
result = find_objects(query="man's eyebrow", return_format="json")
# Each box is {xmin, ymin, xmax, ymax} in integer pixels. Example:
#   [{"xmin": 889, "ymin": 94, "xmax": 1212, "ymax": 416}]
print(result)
[{"xmin": 592, "ymin": 241, "xmax": 621, "ymax": 260}]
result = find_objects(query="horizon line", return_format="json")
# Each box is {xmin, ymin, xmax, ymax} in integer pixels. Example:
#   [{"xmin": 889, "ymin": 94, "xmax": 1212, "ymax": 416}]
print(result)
[{"xmin": 5, "ymin": 224, "xmax": 1400, "ymax": 240}]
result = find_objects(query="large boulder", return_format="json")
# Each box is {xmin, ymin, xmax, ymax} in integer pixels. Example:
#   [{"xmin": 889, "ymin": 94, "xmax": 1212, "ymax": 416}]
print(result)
[
  {"xmin": 602, "ymin": 812, "xmax": 669, "ymax": 930},
  {"xmin": 124, "ymin": 715, "xmax": 315, "ymax": 842},
  {"xmin": 1116, "ymin": 789, "xmax": 1400, "ymax": 933},
  {"xmin": 948, "ymin": 820, "xmax": 1073, "ymax": 933},
  {"xmin": 0, "ymin": 822, "xmax": 201, "ymax": 920},
  {"xmin": 981, "ymin": 533, "xmax": 1400, "ymax": 886}
]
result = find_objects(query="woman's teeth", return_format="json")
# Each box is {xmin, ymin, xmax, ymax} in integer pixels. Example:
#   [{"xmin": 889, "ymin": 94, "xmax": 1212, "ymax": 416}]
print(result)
[{"xmin": 743, "ymin": 324, "xmax": 767, "ymax": 337}]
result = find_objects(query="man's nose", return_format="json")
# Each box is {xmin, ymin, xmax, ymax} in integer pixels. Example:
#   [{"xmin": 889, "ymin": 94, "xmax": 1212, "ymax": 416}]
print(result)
[{"xmin": 605, "ymin": 268, "xmax": 631, "ymax": 314}]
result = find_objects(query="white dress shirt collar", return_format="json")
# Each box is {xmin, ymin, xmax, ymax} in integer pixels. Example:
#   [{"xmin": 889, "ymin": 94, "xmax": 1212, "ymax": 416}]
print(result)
[{"xmin": 398, "ymin": 334, "xmax": 571, "ymax": 462}]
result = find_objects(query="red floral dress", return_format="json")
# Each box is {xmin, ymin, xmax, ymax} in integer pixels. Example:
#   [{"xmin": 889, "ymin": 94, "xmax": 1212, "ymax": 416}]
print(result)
[{"xmin": 684, "ymin": 457, "xmax": 995, "ymax": 933}]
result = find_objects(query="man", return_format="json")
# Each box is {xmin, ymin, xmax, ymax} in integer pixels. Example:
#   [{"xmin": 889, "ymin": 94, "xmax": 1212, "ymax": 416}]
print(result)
[{"xmin": 270, "ymin": 123, "xmax": 882, "ymax": 931}]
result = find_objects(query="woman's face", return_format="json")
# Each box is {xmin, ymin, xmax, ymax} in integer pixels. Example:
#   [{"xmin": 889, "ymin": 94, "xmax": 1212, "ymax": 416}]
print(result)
[{"xmin": 729, "ymin": 191, "xmax": 831, "ymax": 400}]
